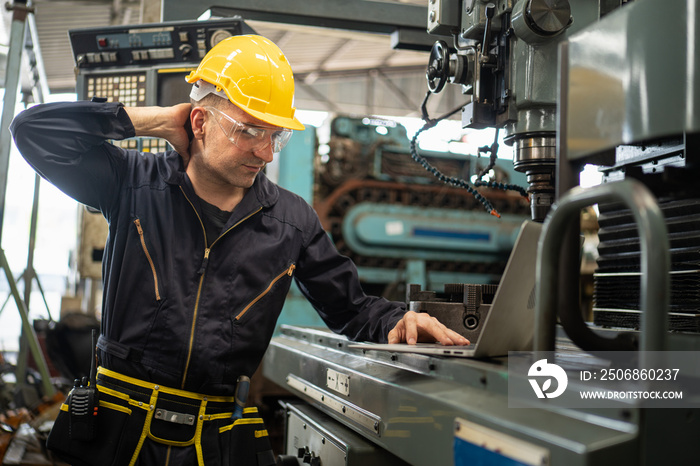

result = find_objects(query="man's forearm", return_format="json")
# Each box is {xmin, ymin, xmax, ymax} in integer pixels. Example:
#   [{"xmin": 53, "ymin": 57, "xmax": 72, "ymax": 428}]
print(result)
[
  {"xmin": 125, "ymin": 104, "xmax": 192, "ymax": 157},
  {"xmin": 125, "ymin": 106, "xmax": 176, "ymax": 138}
]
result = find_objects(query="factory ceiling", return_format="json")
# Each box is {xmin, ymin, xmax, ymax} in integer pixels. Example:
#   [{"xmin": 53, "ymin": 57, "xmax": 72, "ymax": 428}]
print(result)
[{"xmin": 3, "ymin": 0, "xmax": 465, "ymax": 120}]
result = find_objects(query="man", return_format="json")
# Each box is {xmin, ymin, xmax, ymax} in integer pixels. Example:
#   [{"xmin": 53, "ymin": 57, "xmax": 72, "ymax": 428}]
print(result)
[{"xmin": 11, "ymin": 35, "xmax": 467, "ymax": 465}]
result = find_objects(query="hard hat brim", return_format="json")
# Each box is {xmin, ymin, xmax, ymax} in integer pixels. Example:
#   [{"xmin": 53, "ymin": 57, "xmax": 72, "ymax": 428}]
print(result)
[{"xmin": 242, "ymin": 106, "xmax": 305, "ymax": 131}]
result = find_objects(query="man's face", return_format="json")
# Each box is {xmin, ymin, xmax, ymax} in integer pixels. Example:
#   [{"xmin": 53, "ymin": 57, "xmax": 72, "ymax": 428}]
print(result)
[{"xmin": 194, "ymin": 101, "xmax": 278, "ymax": 189}]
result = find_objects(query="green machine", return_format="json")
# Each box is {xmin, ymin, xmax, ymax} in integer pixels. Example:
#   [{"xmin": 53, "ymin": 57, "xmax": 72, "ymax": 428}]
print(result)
[
  {"xmin": 265, "ymin": 1, "xmax": 700, "ymax": 465},
  {"xmin": 312, "ymin": 115, "xmax": 530, "ymax": 294}
]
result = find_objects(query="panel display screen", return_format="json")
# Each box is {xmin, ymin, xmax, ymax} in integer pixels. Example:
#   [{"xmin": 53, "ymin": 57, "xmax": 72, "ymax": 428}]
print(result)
[{"xmin": 156, "ymin": 69, "xmax": 195, "ymax": 107}]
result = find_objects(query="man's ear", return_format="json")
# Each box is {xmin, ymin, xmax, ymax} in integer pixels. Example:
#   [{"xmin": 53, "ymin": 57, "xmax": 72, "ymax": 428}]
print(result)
[{"xmin": 190, "ymin": 107, "xmax": 207, "ymax": 139}]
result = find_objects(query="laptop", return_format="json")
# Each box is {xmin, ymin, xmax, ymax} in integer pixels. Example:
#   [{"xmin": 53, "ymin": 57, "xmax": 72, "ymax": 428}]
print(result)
[{"xmin": 349, "ymin": 220, "xmax": 542, "ymax": 358}]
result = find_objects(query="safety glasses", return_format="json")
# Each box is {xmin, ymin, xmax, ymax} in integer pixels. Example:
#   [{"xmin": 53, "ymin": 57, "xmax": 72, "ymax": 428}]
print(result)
[{"xmin": 204, "ymin": 106, "xmax": 293, "ymax": 153}]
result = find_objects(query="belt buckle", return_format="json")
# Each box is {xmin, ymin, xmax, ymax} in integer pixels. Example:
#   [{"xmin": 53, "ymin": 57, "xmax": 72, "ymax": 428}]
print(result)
[{"xmin": 154, "ymin": 408, "xmax": 196, "ymax": 426}]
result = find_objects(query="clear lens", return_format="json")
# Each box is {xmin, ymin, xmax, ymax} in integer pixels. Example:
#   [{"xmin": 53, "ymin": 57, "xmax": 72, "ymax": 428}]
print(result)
[{"xmin": 205, "ymin": 106, "xmax": 293, "ymax": 153}]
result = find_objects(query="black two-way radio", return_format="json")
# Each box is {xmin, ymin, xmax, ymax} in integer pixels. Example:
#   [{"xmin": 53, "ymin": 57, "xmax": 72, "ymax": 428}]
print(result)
[{"xmin": 68, "ymin": 329, "xmax": 99, "ymax": 441}]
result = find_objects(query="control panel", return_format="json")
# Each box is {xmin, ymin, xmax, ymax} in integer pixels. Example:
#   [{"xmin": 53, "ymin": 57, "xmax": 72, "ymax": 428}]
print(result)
[
  {"xmin": 82, "ymin": 72, "xmax": 147, "ymax": 106},
  {"xmin": 70, "ymin": 18, "xmax": 255, "ymax": 107},
  {"xmin": 69, "ymin": 17, "xmax": 253, "ymax": 69}
]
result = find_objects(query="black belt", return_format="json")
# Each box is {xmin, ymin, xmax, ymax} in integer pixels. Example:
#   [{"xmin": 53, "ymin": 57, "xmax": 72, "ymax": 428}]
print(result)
[{"xmin": 96, "ymin": 366, "xmax": 238, "ymax": 419}]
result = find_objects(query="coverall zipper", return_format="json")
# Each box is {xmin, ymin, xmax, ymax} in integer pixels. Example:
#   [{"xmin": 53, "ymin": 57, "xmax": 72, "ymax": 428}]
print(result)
[
  {"xmin": 178, "ymin": 186, "xmax": 262, "ymax": 389},
  {"xmin": 235, "ymin": 264, "xmax": 296, "ymax": 321},
  {"xmin": 133, "ymin": 219, "xmax": 161, "ymax": 301}
]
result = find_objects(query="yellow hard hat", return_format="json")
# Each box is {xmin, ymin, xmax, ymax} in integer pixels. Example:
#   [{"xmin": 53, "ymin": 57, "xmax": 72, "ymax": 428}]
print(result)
[{"xmin": 186, "ymin": 34, "xmax": 305, "ymax": 131}]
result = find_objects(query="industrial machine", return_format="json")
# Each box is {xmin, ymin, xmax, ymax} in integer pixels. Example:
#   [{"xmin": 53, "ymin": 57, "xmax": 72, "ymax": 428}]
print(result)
[
  {"xmin": 313, "ymin": 115, "xmax": 529, "ymax": 298},
  {"xmin": 262, "ymin": 1, "xmax": 700, "ymax": 465}
]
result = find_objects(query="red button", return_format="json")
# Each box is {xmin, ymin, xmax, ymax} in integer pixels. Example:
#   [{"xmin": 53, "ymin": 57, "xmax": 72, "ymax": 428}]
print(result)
[{"xmin": 98, "ymin": 38, "xmax": 108, "ymax": 47}]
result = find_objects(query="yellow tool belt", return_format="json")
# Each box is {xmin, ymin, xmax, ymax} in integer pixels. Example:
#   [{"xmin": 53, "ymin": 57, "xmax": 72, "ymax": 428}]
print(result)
[{"xmin": 51, "ymin": 367, "xmax": 271, "ymax": 466}]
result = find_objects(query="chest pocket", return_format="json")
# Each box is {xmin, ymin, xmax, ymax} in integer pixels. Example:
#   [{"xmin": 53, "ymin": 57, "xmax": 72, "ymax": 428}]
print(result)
[
  {"xmin": 234, "ymin": 263, "xmax": 296, "ymax": 324},
  {"xmin": 133, "ymin": 218, "xmax": 161, "ymax": 301}
]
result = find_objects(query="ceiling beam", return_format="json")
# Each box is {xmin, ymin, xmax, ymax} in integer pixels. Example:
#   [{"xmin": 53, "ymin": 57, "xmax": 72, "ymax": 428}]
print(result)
[
  {"xmin": 272, "ymin": 30, "xmax": 295, "ymax": 49},
  {"xmin": 160, "ymin": 0, "xmax": 446, "ymax": 51},
  {"xmin": 297, "ymin": 80, "xmax": 343, "ymax": 114},
  {"xmin": 295, "ymin": 64, "xmax": 426, "ymax": 80},
  {"xmin": 375, "ymin": 68, "xmax": 421, "ymax": 110},
  {"xmin": 303, "ymin": 38, "xmax": 357, "ymax": 85}
]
